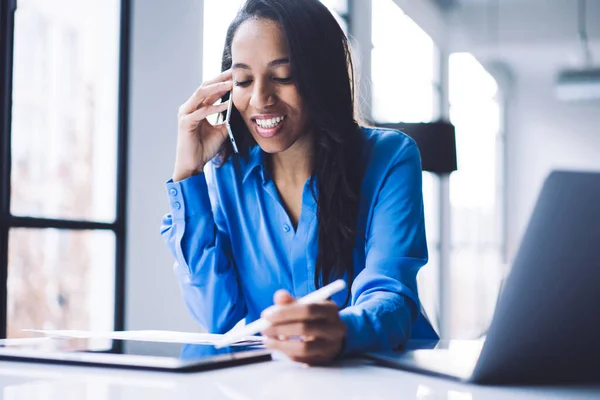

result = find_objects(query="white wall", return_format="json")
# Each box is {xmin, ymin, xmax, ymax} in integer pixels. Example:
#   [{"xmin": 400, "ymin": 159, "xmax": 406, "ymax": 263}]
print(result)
[
  {"xmin": 126, "ymin": 0, "xmax": 203, "ymax": 331},
  {"xmin": 451, "ymin": 0, "xmax": 600, "ymax": 49},
  {"xmin": 501, "ymin": 50, "xmax": 600, "ymax": 259}
]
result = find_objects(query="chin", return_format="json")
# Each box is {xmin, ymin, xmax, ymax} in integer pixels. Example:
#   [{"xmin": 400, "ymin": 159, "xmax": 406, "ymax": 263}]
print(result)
[
  {"xmin": 248, "ymin": 129, "xmax": 297, "ymax": 154},
  {"xmin": 254, "ymin": 138, "xmax": 294, "ymax": 154}
]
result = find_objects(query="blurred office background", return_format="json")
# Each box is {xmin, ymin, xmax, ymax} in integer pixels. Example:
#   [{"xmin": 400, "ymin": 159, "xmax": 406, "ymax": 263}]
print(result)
[{"xmin": 1, "ymin": 0, "xmax": 599, "ymax": 340}]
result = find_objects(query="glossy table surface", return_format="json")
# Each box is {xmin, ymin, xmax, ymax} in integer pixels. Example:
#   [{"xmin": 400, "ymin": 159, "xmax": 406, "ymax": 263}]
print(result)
[{"xmin": 0, "ymin": 354, "xmax": 599, "ymax": 400}]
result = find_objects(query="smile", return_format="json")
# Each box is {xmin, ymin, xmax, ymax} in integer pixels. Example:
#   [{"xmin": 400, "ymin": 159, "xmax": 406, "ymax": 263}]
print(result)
[
  {"xmin": 252, "ymin": 115, "xmax": 287, "ymax": 139},
  {"xmin": 254, "ymin": 116, "xmax": 285, "ymax": 128}
]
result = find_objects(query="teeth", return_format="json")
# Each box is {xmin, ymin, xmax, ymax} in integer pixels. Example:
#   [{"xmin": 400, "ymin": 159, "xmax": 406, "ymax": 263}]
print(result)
[{"xmin": 256, "ymin": 116, "xmax": 284, "ymax": 128}]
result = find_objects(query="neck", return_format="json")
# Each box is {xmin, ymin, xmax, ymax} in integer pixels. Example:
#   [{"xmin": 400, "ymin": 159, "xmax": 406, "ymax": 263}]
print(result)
[{"xmin": 270, "ymin": 133, "xmax": 313, "ymax": 186}]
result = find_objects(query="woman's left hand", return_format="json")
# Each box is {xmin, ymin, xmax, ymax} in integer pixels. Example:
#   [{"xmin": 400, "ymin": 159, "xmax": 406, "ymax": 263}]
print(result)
[{"xmin": 261, "ymin": 290, "xmax": 346, "ymax": 365}]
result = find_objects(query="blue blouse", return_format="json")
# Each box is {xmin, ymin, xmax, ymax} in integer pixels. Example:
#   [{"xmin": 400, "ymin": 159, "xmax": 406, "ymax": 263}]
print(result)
[{"xmin": 161, "ymin": 127, "xmax": 438, "ymax": 355}]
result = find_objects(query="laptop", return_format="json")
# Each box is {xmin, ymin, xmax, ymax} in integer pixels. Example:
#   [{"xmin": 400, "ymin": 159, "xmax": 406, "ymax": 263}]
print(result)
[
  {"xmin": 366, "ymin": 170, "xmax": 600, "ymax": 385},
  {"xmin": 0, "ymin": 337, "xmax": 271, "ymax": 372}
]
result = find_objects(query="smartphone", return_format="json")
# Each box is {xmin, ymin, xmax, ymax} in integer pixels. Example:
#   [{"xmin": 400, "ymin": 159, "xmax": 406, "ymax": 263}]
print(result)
[{"xmin": 224, "ymin": 93, "xmax": 239, "ymax": 154}]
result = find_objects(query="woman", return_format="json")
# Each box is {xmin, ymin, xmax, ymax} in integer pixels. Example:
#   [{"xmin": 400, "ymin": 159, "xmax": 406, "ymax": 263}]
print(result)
[{"xmin": 161, "ymin": 0, "xmax": 438, "ymax": 365}]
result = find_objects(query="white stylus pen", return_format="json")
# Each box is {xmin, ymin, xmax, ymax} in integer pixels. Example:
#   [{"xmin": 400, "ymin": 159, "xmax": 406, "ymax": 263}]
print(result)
[{"xmin": 214, "ymin": 279, "xmax": 347, "ymax": 349}]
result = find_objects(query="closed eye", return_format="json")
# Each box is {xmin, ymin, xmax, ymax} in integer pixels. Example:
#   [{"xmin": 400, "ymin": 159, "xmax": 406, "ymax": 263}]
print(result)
[
  {"xmin": 273, "ymin": 77, "xmax": 293, "ymax": 84},
  {"xmin": 234, "ymin": 80, "xmax": 252, "ymax": 87}
]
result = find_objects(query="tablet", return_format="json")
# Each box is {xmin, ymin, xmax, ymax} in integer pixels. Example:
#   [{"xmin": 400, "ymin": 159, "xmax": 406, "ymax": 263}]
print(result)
[{"xmin": 0, "ymin": 337, "xmax": 271, "ymax": 372}]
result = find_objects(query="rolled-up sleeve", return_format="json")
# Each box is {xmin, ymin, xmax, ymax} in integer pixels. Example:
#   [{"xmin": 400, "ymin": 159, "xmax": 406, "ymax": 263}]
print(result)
[{"xmin": 340, "ymin": 142, "xmax": 430, "ymax": 355}]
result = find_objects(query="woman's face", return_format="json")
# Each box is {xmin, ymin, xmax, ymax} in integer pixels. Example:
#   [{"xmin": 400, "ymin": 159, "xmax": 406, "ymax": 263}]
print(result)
[{"xmin": 231, "ymin": 18, "xmax": 310, "ymax": 154}]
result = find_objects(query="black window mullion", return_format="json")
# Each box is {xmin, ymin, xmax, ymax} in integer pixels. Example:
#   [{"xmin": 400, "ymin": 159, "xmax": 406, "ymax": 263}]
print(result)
[
  {"xmin": 0, "ymin": 0, "xmax": 17, "ymax": 339},
  {"xmin": 114, "ymin": 0, "xmax": 132, "ymax": 335},
  {"xmin": 9, "ymin": 216, "xmax": 117, "ymax": 231}
]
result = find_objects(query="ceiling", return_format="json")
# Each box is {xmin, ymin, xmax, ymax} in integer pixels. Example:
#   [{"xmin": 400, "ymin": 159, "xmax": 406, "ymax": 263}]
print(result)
[
  {"xmin": 434, "ymin": 0, "xmax": 594, "ymax": 11},
  {"xmin": 438, "ymin": 0, "xmax": 600, "ymax": 79},
  {"xmin": 444, "ymin": 0, "xmax": 600, "ymax": 47}
]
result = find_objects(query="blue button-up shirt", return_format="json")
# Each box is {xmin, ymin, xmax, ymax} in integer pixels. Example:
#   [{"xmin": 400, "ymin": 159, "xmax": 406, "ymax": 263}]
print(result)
[{"xmin": 161, "ymin": 127, "xmax": 438, "ymax": 355}]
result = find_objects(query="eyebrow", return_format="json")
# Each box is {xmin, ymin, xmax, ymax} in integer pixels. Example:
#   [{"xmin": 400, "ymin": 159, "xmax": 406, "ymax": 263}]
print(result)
[{"xmin": 232, "ymin": 57, "xmax": 290, "ymax": 70}]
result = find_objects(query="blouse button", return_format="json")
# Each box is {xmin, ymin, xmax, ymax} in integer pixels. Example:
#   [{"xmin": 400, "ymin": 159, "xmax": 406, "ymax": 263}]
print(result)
[{"xmin": 283, "ymin": 224, "xmax": 291, "ymax": 232}]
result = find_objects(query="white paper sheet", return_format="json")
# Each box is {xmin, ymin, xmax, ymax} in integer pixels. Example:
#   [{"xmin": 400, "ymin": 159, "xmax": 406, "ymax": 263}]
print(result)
[
  {"xmin": 22, "ymin": 329, "xmax": 264, "ymax": 346},
  {"xmin": 0, "ymin": 337, "xmax": 53, "ymax": 346}
]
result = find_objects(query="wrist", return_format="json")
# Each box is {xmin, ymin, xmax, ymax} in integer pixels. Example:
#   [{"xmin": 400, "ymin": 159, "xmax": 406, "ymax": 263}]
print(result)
[{"xmin": 172, "ymin": 167, "xmax": 204, "ymax": 183}]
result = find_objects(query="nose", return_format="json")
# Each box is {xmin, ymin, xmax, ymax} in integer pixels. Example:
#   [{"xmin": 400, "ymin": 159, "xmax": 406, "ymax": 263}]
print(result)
[{"xmin": 249, "ymin": 79, "xmax": 276, "ymax": 110}]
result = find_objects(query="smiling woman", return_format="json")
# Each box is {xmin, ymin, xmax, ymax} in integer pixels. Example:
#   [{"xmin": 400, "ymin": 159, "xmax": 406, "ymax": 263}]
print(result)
[
  {"xmin": 229, "ymin": 20, "xmax": 310, "ymax": 154},
  {"xmin": 161, "ymin": 0, "xmax": 438, "ymax": 365}
]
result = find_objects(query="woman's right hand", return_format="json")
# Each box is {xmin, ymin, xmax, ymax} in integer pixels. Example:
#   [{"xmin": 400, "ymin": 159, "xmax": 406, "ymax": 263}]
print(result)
[{"xmin": 172, "ymin": 70, "xmax": 233, "ymax": 182}]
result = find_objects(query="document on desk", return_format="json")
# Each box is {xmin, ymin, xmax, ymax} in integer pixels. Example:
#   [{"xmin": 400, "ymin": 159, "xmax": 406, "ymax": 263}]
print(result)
[{"xmin": 22, "ymin": 329, "xmax": 264, "ymax": 346}]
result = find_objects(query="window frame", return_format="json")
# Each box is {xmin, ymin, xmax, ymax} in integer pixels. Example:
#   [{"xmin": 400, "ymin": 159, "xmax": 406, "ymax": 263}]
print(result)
[{"xmin": 0, "ymin": 0, "xmax": 131, "ymax": 342}]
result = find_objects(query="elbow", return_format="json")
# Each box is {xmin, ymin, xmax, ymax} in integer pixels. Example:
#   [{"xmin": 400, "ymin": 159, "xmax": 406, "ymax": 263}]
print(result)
[
  {"xmin": 379, "ymin": 298, "xmax": 416, "ymax": 351},
  {"xmin": 181, "ymin": 289, "xmax": 245, "ymax": 334}
]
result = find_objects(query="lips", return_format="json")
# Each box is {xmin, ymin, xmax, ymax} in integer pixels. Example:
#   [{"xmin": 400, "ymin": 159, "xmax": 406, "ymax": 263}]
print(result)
[{"xmin": 252, "ymin": 115, "xmax": 286, "ymax": 139}]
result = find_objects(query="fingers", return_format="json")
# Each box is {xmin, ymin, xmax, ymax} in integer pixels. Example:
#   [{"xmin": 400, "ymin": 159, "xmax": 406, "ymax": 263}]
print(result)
[
  {"xmin": 261, "ymin": 298, "xmax": 347, "ymax": 365},
  {"xmin": 262, "ymin": 320, "xmax": 345, "ymax": 341},
  {"xmin": 179, "ymin": 80, "xmax": 233, "ymax": 116},
  {"xmin": 178, "ymin": 101, "xmax": 229, "ymax": 133},
  {"xmin": 274, "ymin": 289, "xmax": 295, "ymax": 305},
  {"xmin": 265, "ymin": 338, "xmax": 338, "ymax": 365},
  {"xmin": 203, "ymin": 69, "xmax": 233, "ymax": 86},
  {"xmin": 188, "ymin": 100, "xmax": 229, "ymax": 122},
  {"xmin": 202, "ymin": 90, "xmax": 230, "ymax": 110},
  {"xmin": 262, "ymin": 301, "xmax": 339, "ymax": 325}
]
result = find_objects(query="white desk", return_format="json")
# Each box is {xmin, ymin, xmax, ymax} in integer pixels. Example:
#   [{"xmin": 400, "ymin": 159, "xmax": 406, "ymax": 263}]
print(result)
[{"xmin": 0, "ymin": 357, "xmax": 598, "ymax": 399}]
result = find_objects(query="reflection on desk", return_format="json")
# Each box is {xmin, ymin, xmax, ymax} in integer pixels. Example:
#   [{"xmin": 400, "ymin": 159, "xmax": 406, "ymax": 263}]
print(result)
[{"xmin": 0, "ymin": 357, "xmax": 599, "ymax": 399}]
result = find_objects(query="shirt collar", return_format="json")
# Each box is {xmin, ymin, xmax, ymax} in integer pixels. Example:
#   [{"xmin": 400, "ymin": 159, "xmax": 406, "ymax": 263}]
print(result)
[{"xmin": 242, "ymin": 144, "xmax": 268, "ymax": 184}]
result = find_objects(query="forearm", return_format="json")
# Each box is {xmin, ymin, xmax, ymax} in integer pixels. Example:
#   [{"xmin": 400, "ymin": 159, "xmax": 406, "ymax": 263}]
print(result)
[{"xmin": 161, "ymin": 173, "xmax": 247, "ymax": 333}]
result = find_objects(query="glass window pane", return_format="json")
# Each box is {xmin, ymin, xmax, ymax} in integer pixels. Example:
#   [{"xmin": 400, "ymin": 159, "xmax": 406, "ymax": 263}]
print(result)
[
  {"xmin": 420, "ymin": 171, "xmax": 439, "ymax": 332},
  {"xmin": 10, "ymin": 0, "xmax": 121, "ymax": 222},
  {"xmin": 371, "ymin": 0, "xmax": 438, "ymax": 123},
  {"xmin": 417, "ymin": 244, "xmax": 439, "ymax": 333},
  {"xmin": 7, "ymin": 228, "xmax": 116, "ymax": 338},
  {"xmin": 448, "ymin": 53, "xmax": 503, "ymax": 338}
]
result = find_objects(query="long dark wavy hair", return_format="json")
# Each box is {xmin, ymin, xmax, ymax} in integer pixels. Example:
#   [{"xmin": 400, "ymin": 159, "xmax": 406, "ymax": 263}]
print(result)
[{"xmin": 219, "ymin": 0, "xmax": 364, "ymax": 303}]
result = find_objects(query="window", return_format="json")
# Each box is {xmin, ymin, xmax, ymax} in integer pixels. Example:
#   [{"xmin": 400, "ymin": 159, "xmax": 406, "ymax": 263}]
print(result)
[
  {"xmin": 371, "ymin": 0, "xmax": 442, "ymax": 332},
  {"xmin": 448, "ymin": 53, "xmax": 504, "ymax": 338},
  {"xmin": 0, "ymin": 0, "xmax": 130, "ymax": 339},
  {"xmin": 371, "ymin": 0, "xmax": 439, "ymax": 124}
]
